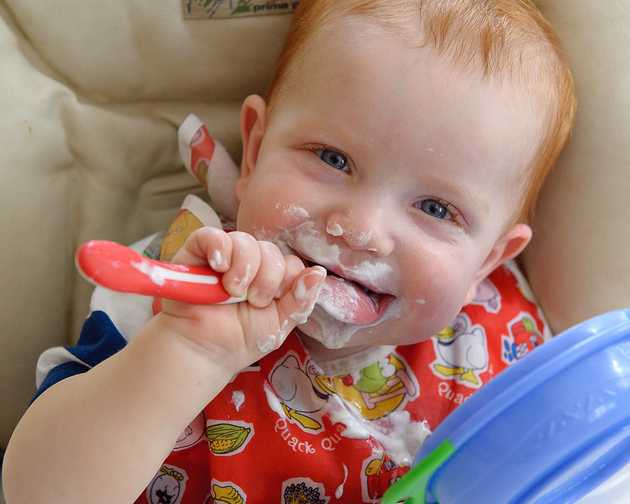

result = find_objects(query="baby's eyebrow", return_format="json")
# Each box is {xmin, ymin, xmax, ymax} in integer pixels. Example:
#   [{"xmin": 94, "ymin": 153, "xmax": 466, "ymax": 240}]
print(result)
[
  {"xmin": 290, "ymin": 110, "xmax": 363, "ymax": 152},
  {"xmin": 305, "ymin": 125, "xmax": 358, "ymax": 153}
]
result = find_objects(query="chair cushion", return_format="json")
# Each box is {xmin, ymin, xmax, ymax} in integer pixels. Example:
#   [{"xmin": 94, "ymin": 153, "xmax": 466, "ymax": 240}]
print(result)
[{"xmin": 523, "ymin": 1, "xmax": 630, "ymax": 332}]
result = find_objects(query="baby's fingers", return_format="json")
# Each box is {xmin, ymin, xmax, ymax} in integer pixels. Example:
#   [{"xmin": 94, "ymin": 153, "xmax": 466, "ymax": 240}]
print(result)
[
  {"xmin": 171, "ymin": 226, "xmax": 231, "ymax": 269},
  {"xmin": 275, "ymin": 255, "xmax": 306, "ymax": 299},
  {"xmin": 222, "ymin": 232, "xmax": 261, "ymax": 298},
  {"xmin": 258, "ymin": 266, "xmax": 326, "ymax": 353},
  {"xmin": 247, "ymin": 241, "xmax": 286, "ymax": 308}
]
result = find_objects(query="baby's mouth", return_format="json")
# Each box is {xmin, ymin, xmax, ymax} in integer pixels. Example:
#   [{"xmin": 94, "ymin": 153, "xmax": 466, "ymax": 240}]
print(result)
[{"xmin": 291, "ymin": 249, "xmax": 396, "ymax": 325}]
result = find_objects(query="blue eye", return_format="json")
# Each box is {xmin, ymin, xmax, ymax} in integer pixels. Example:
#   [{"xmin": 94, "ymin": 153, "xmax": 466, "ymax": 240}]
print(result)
[
  {"xmin": 416, "ymin": 198, "xmax": 451, "ymax": 220},
  {"xmin": 316, "ymin": 148, "xmax": 349, "ymax": 173}
]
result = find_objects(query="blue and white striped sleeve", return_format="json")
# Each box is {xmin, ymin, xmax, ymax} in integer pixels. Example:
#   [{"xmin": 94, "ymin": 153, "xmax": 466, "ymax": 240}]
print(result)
[
  {"xmin": 33, "ymin": 310, "xmax": 127, "ymax": 401},
  {"xmin": 33, "ymin": 234, "xmax": 159, "ymax": 402}
]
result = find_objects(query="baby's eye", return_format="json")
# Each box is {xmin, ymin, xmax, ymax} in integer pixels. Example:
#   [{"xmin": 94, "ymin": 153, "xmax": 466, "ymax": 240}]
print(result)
[
  {"xmin": 415, "ymin": 198, "xmax": 454, "ymax": 221},
  {"xmin": 315, "ymin": 148, "xmax": 350, "ymax": 173}
]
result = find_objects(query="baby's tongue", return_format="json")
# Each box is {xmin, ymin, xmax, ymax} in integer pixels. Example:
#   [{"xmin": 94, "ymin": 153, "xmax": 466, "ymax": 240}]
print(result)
[{"xmin": 315, "ymin": 274, "xmax": 380, "ymax": 325}]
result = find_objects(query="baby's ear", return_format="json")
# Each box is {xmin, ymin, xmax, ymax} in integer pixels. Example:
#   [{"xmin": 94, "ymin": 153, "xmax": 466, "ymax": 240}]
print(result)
[
  {"xmin": 236, "ymin": 95, "xmax": 267, "ymax": 202},
  {"xmin": 464, "ymin": 223, "xmax": 532, "ymax": 304}
]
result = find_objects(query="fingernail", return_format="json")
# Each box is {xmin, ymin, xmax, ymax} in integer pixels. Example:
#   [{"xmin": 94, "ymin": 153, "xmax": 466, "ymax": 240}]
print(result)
[
  {"xmin": 209, "ymin": 250, "xmax": 223, "ymax": 270},
  {"xmin": 241, "ymin": 264, "xmax": 252, "ymax": 285},
  {"xmin": 294, "ymin": 266, "xmax": 326, "ymax": 303},
  {"xmin": 230, "ymin": 264, "xmax": 253, "ymax": 297}
]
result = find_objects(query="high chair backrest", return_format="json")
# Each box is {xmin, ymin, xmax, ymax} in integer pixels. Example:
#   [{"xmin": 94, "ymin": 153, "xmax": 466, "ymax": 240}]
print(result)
[
  {"xmin": 523, "ymin": 1, "xmax": 630, "ymax": 333},
  {"xmin": 0, "ymin": 0, "xmax": 628, "ymax": 451}
]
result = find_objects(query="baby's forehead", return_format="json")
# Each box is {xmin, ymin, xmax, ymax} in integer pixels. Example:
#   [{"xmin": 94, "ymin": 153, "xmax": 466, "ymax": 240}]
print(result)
[
  {"xmin": 271, "ymin": 11, "xmax": 555, "ymax": 111},
  {"xmin": 274, "ymin": 18, "xmax": 547, "ymax": 152},
  {"xmin": 275, "ymin": 18, "xmax": 544, "ymax": 179}
]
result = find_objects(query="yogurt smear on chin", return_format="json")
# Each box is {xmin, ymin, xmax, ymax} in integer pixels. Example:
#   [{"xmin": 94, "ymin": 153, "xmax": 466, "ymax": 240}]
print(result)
[
  {"xmin": 304, "ymin": 298, "xmax": 403, "ymax": 349},
  {"xmin": 265, "ymin": 223, "xmax": 402, "ymax": 346}
]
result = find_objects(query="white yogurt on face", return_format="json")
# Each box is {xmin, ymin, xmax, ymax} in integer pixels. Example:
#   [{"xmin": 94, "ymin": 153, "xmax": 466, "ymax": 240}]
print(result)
[
  {"xmin": 275, "ymin": 202, "xmax": 310, "ymax": 220},
  {"xmin": 292, "ymin": 222, "xmax": 398, "ymax": 293},
  {"xmin": 344, "ymin": 260, "xmax": 395, "ymax": 291},
  {"xmin": 308, "ymin": 309, "xmax": 361, "ymax": 349},
  {"xmin": 292, "ymin": 221, "xmax": 342, "ymax": 265},
  {"xmin": 354, "ymin": 229, "xmax": 373, "ymax": 247},
  {"xmin": 268, "ymin": 219, "xmax": 403, "ymax": 348},
  {"xmin": 326, "ymin": 222, "xmax": 344, "ymax": 236},
  {"xmin": 306, "ymin": 298, "xmax": 402, "ymax": 349},
  {"xmin": 286, "ymin": 205, "xmax": 310, "ymax": 219}
]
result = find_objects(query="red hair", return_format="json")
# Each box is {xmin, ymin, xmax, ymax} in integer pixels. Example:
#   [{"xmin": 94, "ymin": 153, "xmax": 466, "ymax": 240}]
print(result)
[{"xmin": 266, "ymin": 0, "xmax": 576, "ymax": 223}]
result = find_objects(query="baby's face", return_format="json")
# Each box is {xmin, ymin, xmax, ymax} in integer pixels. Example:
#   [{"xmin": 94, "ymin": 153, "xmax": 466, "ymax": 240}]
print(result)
[{"xmin": 236, "ymin": 17, "xmax": 539, "ymax": 349}]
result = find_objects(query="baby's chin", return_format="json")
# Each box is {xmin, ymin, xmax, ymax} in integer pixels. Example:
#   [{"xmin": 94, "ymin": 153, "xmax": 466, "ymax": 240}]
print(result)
[
  {"xmin": 298, "ymin": 304, "xmax": 401, "ymax": 349},
  {"xmin": 298, "ymin": 303, "xmax": 437, "ymax": 350},
  {"xmin": 296, "ymin": 310, "xmax": 361, "ymax": 349}
]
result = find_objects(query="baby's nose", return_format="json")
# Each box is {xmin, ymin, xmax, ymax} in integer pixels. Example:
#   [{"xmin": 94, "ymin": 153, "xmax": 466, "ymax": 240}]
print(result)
[{"xmin": 325, "ymin": 211, "xmax": 394, "ymax": 256}]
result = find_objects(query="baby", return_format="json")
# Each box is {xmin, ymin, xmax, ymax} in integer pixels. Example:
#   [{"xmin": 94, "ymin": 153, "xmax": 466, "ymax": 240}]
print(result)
[{"xmin": 3, "ymin": 0, "xmax": 575, "ymax": 502}]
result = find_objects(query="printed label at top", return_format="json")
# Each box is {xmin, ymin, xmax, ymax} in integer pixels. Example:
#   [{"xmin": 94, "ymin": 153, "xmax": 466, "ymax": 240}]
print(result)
[{"xmin": 182, "ymin": 0, "xmax": 299, "ymax": 19}]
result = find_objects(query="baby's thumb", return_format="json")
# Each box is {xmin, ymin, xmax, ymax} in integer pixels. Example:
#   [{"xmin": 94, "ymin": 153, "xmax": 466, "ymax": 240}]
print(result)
[
  {"xmin": 285, "ymin": 265, "xmax": 327, "ymax": 325},
  {"xmin": 258, "ymin": 266, "xmax": 326, "ymax": 353}
]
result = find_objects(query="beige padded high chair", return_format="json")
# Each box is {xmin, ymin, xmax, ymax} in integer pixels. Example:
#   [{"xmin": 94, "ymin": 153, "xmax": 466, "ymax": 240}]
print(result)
[{"xmin": 1, "ymin": 2, "xmax": 629, "ymax": 500}]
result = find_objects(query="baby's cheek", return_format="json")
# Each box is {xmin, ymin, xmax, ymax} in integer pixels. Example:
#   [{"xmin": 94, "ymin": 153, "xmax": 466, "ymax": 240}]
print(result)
[
  {"xmin": 272, "ymin": 201, "xmax": 312, "ymax": 230},
  {"xmin": 392, "ymin": 305, "xmax": 448, "ymax": 344},
  {"xmin": 408, "ymin": 251, "xmax": 465, "ymax": 302},
  {"xmin": 401, "ymin": 262, "xmax": 469, "ymax": 325},
  {"xmin": 403, "ymin": 262, "xmax": 453, "ymax": 307},
  {"xmin": 237, "ymin": 206, "xmax": 283, "ymax": 241}
]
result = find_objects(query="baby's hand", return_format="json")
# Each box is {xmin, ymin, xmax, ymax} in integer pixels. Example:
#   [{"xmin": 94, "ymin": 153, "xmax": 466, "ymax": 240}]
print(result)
[{"xmin": 159, "ymin": 227, "xmax": 326, "ymax": 372}]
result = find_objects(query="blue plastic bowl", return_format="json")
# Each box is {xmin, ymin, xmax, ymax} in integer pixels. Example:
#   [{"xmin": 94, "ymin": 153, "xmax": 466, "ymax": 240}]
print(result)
[{"xmin": 383, "ymin": 309, "xmax": 630, "ymax": 504}]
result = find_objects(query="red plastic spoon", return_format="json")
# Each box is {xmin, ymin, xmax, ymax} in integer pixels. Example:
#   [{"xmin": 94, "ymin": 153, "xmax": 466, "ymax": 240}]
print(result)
[{"xmin": 75, "ymin": 240, "xmax": 244, "ymax": 304}]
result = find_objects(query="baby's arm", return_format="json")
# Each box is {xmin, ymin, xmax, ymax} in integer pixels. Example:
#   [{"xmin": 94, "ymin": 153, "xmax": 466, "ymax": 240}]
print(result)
[
  {"xmin": 2, "ymin": 228, "xmax": 326, "ymax": 504},
  {"xmin": 3, "ymin": 315, "xmax": 236, "ymax": 504}
]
